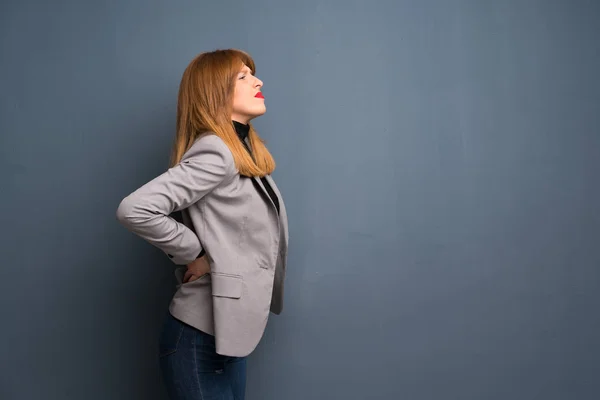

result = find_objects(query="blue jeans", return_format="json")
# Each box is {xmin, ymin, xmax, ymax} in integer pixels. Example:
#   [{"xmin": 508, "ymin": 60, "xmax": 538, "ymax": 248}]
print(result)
[{"xmin": 159, "ymin": 312, "xmax": 247, "ymax": 400}]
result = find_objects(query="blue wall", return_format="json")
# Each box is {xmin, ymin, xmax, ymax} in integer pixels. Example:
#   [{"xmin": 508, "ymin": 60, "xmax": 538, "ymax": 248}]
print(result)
[{"xmin": 1, "ymin": 1, "xmax": 599, "ymax": 399}]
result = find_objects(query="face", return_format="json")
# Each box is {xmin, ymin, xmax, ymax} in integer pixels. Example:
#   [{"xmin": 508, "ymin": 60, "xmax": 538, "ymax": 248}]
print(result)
[{"xmin": 231, "ymin": 64, "xmax": 265, "ymax": 124}]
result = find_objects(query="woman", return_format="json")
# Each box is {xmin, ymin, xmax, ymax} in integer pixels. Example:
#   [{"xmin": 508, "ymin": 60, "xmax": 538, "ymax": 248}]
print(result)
[{"xmin": 116, "ymin": 49, "xmax": 289, "ymax": 400}]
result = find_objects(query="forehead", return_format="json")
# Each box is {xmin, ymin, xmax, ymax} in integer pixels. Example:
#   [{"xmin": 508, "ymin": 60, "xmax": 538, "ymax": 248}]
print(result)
[{"xmin": 239, "ymin": 63, "xmax": 253, "ymax": 73}]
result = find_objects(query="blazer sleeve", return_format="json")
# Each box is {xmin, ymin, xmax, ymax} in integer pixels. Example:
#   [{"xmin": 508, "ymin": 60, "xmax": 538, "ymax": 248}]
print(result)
[{"xmin": 116, "ymin": 134, "xmax": 237, "ymax": 265}]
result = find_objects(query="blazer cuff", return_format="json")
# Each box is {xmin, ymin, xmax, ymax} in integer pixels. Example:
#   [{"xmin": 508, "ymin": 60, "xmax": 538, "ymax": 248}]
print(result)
[{"xmin": 166, "ymin": 244, "xmax": 203, "ymax": 265}]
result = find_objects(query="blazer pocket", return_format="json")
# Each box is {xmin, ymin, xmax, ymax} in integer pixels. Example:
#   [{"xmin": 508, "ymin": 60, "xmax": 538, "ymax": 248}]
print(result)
[{"xmin": 211, "ymin": 272, "xmax": 243, "ymax": 299}]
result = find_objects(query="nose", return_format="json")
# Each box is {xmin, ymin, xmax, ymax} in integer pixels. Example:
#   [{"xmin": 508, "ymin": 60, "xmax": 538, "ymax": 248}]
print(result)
[{"xmin": 254, "ymin": 76, "xmax": 263, "ymax": 88}]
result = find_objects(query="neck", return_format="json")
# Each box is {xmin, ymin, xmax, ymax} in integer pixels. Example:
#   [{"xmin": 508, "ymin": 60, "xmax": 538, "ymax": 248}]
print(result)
[
  {"xmin": 232, "ymin": 120, "xmax": 250, "ymax": 141},
  {"xmin": 232, "ymin": 119, "xmax": 249, "ymax": 127}
]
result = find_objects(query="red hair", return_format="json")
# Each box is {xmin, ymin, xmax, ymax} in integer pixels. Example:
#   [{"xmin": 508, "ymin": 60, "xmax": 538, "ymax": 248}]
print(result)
[{"xmin": 170, "ymin": 49, "xmax": 275, "ymax": 177}]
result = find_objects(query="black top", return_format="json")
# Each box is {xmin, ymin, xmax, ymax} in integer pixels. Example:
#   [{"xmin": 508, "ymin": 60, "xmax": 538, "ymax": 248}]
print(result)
[{"xmin": 232, "ymin": 121, "xmax": 280, "ymax": 215}]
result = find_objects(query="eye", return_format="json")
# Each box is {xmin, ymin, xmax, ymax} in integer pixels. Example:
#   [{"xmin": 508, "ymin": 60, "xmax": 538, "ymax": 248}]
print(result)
[{"xmin": 239, "ymin": 75, "xmax": 246, "ymax": 80}]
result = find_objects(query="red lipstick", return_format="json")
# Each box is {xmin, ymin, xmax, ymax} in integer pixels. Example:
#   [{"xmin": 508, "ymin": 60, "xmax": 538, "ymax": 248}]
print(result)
[{"xmin": 255, "ymin": 92, "xmax": 264, "ymax": 99}]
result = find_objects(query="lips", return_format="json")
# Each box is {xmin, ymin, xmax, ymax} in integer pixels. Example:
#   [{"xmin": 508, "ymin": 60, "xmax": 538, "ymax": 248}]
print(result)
[{"xmin": 255, "ymin": 92, "xmax": 264, "ymax": 99}]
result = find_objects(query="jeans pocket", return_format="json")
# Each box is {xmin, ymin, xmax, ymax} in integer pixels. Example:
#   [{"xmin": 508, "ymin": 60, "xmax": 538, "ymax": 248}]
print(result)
[{"xmin": 158, "ymin": 313, "xmax": 185, "ymax": 358}]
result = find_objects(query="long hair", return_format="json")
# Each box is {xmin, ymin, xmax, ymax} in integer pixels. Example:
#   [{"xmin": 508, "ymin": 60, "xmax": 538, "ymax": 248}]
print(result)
[{"xmin": 169, "ymin": 49, "xmax": 275, "ymax": 177}]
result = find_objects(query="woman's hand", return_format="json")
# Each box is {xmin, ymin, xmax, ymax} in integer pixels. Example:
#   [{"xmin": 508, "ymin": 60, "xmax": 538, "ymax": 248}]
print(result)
[{"xmin": 184, "ymin": 255, "xmax": 210, "ymax": 283}]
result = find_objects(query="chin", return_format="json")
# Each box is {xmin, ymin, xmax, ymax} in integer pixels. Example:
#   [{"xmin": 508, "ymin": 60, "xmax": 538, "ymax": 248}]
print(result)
[
  {"xmin": 240, "ymin": 107, "xmax": 267, "ymax": 123},
  {"xmin": 253, "ymin": 107, "xmax": 267, "ymax": 118}
]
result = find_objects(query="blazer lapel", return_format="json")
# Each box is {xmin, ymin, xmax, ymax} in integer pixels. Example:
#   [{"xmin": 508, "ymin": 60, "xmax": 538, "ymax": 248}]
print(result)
[
  {"xmin": 263, "ymin": 175, "xmax": 289, "ymax": 250},
  {"xmin": 243, "ymin": 138, "xmax": 287, "ymax": 247},
  {"xmin": 243, "ymin": 138, "xmax": 276, "ymax": 211},
  {"xmin": 252, "ymin": 176, "xmax": 278, "ymax": 214}
]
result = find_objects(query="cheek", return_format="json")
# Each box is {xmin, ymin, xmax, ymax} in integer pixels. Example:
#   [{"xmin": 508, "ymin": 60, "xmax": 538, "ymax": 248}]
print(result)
[
  {"xmin": 235, "ymin": 91, "xmax": 254, "ymax": 109},
  {"xmin": 232, "ymin": 90, "xmax": 245, "ymax": 110}
]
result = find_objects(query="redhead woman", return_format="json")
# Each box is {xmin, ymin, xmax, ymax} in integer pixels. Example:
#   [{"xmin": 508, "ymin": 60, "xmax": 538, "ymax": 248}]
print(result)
[{"xmin": 116, "ymin": 49, "xmax": 289, "ymax": 400}]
